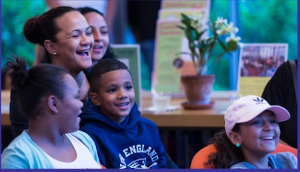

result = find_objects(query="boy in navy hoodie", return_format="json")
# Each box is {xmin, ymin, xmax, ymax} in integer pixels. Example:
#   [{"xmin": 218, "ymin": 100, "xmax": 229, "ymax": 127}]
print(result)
[{"xmin": 80, "ymin": 59, "xmax": 167, "ymax": 169}]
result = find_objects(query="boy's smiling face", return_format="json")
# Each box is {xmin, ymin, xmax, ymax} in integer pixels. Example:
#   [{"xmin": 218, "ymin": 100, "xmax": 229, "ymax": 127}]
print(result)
[{"xmin": 91, "ymin": 69, "xmax": 135, "ymax": 124}]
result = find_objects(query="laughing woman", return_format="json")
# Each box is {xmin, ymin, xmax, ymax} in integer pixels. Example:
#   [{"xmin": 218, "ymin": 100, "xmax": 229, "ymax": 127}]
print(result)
[{"xmin": 10, "ymin": 6, "xmax": 94, "ymax": 138}]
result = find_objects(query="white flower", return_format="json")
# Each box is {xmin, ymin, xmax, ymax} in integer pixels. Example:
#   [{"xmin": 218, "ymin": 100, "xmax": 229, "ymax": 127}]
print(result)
[
  {"xmin": 216, "ymin": 26, "xmax": 229, "ymax": 35},
  {"xmin": 226, "ymin": 22, "xmax": 238, "ymax": 33},
  {"xmin": 226, "ymin": 33, "xmax": 241, "ymax": 43},
  {"xmin": 238, "ymin": 42, "xmax": 244, "ymax": 48},
  {"xmin": 198, "ymin": 11, "xmax": 205, "ymax": 20},
  {"xmin": 216, "ymin": 21, "xmax": 239, "ymax": 35},
  {"xmin": 190, "ymin": 12, "xmax": 199, "ymax": 22},
  {"xmin": 215, "ymin": 17, "xmax": 228, "ymax": 27}
]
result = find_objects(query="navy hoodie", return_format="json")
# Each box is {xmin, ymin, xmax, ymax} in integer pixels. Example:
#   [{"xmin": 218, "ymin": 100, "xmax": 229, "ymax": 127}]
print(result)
[{"xmin": 79, "ymin": 100, "xmax": 167, "ymax": 169}]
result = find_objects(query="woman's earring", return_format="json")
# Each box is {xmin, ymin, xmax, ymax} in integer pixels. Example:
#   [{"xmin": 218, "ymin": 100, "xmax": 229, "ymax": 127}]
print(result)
[
  {"xmin": 236, "ymin": 143, "xmax": 240, "ymax": 147},
  {"xmin": 53, "ymin": 52, "xmax": 57, "ymax": 55},
  {"xmin": 55, "ymin": 109, "xmax": 58, "ymax": 114}
]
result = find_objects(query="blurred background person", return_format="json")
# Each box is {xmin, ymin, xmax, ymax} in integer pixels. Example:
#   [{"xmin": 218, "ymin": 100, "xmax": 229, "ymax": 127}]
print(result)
[
  {"xmin": 127, "ymin": 0, "xmax": 161, "ymax": 88},
  {"xmin": 262, "ymin": 59, "xmax": 298, "ymax": 148},
  {"xmin": 77, "ymin": 6, "xmax": 116, "ymax": 68}
]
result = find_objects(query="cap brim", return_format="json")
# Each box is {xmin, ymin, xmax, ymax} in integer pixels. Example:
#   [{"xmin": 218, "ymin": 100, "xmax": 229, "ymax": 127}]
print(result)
[{"xmin": 238, "ymin": 105, "xmax": 290, "ymax": 124}]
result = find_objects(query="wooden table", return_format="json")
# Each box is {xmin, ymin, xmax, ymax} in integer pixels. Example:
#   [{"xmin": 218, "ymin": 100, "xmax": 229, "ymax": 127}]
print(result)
[
  {"xmin": 141, "ymin": 96, "xmax": 229, "ymax": 128},
  {"xmin": 2, "ymin": 90, "xmax": 230, "ymax": 128}
]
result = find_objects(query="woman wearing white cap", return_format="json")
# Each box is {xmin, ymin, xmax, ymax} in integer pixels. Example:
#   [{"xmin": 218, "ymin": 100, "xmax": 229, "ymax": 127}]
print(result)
[{"xmin": 204, "ymin": 95, "xmax": 297, "ymax": 169}]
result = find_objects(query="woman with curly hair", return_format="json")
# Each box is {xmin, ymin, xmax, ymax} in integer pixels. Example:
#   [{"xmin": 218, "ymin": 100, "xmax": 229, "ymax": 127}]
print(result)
[{"xmin": 204, "ymin": 95, "xmax": 297, "ymax": 169}]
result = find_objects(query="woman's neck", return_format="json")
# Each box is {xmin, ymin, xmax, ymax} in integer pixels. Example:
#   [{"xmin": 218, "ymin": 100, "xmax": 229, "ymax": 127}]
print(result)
[
  {"xmin": 73, "ymin": 71, "xmax": 85, "ymax": 88},
  {"xmin": 27, "ymin": 120, "xmax": 65, "ymax": 147},
  {"xmin": 73, "ymin": 71, "xmax": 90, "ymax": 100}
]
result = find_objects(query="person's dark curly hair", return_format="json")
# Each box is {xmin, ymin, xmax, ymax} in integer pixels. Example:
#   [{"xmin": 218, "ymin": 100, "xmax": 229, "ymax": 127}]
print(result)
[{"xmin": 204, "ymin": 125, "xmax": 243, "ymax": 168}]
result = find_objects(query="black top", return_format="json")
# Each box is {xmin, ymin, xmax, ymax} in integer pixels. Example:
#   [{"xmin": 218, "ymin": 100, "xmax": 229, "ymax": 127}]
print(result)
[
  {"xmin": 261, "ymin": 59, "xmax": 298, "ymax": 148},
  {"xmin": 9, "ymin": 88, "xmax": 29, "ymax": 138},
  {"xmin": 127, "ymin": 0, "xmax": 161, "ymax": 41}
]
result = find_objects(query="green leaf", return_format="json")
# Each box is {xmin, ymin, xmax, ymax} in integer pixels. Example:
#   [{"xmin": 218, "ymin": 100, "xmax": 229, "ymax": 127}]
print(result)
[
  {"xmin": 227, "ymin": 40, "xmax": 239, "ymax": 51},
  {"xmin": 191, "ymin": 30, "xmax": 197, "ymax": 41},
  {"xmin": 217, "ymin": 38, "xmax": 229, "ymax": 53},
  {"xmin": 176, "ymin": 25, "xmax": 186, "ymax": 31},
  {"xmin": 196, "ymin": 29, "xmax": 207, "ymax": 40},
  {"xmin": 181, "ymin": 13, "xmax": 190, "ymax": 20},
  {"xmin": 214, "ymin": 51, "xmax": 226, "ymax": 63}
]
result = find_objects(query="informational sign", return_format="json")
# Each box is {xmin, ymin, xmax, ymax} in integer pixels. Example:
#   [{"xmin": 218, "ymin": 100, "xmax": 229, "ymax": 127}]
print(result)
[
  {"xmin": 161, "ymin": 0, "xmax": 210, "ymax": 9},
  {"xmin": 111, "ymin": 44, "xmax": 142, "ymax": 108},
  {"xmin": 238, "ymin": 43, "xmax": 288, "ymax": 97}
]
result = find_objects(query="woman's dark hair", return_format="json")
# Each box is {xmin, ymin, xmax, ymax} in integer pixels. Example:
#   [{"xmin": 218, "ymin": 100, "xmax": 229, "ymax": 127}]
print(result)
[
  {"xmin": 77, "ymin": 6, "xmax": 104, "ymax": 16},
  {"xmin": 5, "ymin": 57, "xmax": 69, "ymax": 119},
  {"xmin": 89, "ymin": 59, "xmax": 131, "ymax": 92},
  {"xmin": 204, "ymin": 125, "xmax": 243, "ymax": 168},
  {"xmin": 77, "ymin": 6, "xmax": 116, "ymax": 60},
  {"xmin": 23, "ymin": 6, "xmax": 77, "ymax": 63}
]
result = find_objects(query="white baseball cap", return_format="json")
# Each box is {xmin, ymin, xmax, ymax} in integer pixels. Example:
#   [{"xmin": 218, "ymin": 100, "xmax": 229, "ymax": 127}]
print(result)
[{"xmin": 224, "ymin": 95, "xmax": 290, "ymax": 137}]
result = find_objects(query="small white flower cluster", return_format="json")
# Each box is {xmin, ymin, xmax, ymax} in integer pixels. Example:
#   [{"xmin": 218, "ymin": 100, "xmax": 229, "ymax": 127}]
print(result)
[
  {"xmin": 215, "ymin": 17, "xmax": 241, "ymax": 43},
  {"xmin": 215, "ymin": 17, "xmax": 238, "ymax": 34},
  {"xmin": 189, "ymin": 11, "xmax": 206, "ymax": 31},
  {"xmin": 226, "ymin": 33, "xmax": 241, "ymax": 43}
]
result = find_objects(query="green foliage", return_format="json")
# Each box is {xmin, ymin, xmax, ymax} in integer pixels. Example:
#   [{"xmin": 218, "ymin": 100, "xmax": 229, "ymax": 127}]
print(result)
[
  {"xmin": 1, "ymin": 0, "xmax": 46, "ymax": 68},
  {"xmin": 238, "ymin": 0, "xmax": 297, "ymax": 61}
]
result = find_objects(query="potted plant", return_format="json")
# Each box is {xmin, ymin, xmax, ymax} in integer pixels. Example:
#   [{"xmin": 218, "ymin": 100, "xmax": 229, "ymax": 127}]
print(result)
[{"xmin": 175, "ymin": 13, "xmax": 241, "ymax": 108}]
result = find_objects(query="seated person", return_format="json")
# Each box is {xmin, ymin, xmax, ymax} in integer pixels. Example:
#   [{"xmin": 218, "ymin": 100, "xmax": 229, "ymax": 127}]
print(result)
[
  {"xmin": 262, "ymin": 59, "xmax": 297, "ymax": 148},
  {"xmin": 204, "ymin": 95, "xmax": 297, "ymax": 169},
  {"xmin": 1, "ymin": 66, "xmax": 12, "ymax": 90},
  {"xmin": 1, "ymin": 57, "xmax": 101, "ymax": 169},
  {"xmin": 80, "ymin": 59, "xmax": 167, "ymax": 169}
]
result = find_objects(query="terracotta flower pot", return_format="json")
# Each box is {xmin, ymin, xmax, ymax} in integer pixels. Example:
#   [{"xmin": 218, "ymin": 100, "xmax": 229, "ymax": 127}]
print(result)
[{"xmin": 181, "ymin": 74, "xmax": 215, "ymax": 105}]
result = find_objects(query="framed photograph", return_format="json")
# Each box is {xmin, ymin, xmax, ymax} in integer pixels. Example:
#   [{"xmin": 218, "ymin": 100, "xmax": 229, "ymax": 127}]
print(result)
[{"xmin": 238, "ymin": 43, "xmax": 288, "ymax": 97}]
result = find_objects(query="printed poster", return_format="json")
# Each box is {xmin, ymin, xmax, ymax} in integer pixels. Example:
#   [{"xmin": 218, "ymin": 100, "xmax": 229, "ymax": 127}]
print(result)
[
  {"xmin": 111, "ymin": 44, "xmax": 142, "ymax": 108},
  {"xmin": 153, "ymin": 20, "xmax": 185, "ymax": 95},
  {"xmin": 161, "ymin": 0, "xmax": 210, "ymax": 9},
  {"xmin": 153, "ymin": 3, "xmax": 211, "ymax": 96},
  {"xmin": 159, "ymin": 8, "xmax": 209, "ymax": 22},
  {"xmin": 238, "ymin": 43, "xmax": 288, "ymax": 97}
]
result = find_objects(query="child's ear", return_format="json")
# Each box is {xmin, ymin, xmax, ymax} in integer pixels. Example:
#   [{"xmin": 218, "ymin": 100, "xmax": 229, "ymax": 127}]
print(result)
[
  {"xmin": 228, "ymin": 131, "xmax": 242, "ymax": 146},
  {"xmin": 90, "ymin": 92, "xmax": 101, "ymax": 106},
  {"xmin": 44, "ymin": 40, "xmax": 57, "ymax": 55}
]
